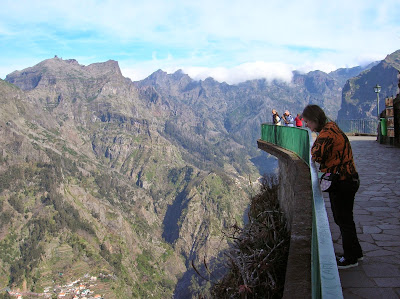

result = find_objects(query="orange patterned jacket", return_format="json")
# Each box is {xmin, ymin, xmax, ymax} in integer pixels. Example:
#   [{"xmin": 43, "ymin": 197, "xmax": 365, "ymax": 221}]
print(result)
[{"xmin": 311, "ymin": 122, "xmax": 358, "ymax": 180}]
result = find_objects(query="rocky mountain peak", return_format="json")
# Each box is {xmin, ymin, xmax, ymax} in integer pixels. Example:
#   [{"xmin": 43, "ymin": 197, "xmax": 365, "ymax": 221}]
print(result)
[
  {"xmin": 85, "ymin": 59, "xmax": 123, "ymax": 77},
  {"xmin": 202, "ymin": 77, "xmax": 219, "ymax": 84},
  {"xmin": 171, "ymin": 69, "xmax": 191, "ymax": 81},
  {"xmin": 138, "ymin": 69, "xmax": 169, "ymax": 86},
  {"xmin": 5, "ymin": 58, "xmax": 124, "ymax": 91},
  {"xmin": 150, "ymin": 69, "xmax": 168, "ymax": 78},
  {"xmin": 383, "ymin": 49, "xmax": 400, "ymax": 70}
]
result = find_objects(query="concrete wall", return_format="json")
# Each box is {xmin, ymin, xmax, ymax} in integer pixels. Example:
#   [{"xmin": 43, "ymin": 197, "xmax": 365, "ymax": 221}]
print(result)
[{"xmin": 257, "ymin": 139, "xmax": 312, "ymax": 298}]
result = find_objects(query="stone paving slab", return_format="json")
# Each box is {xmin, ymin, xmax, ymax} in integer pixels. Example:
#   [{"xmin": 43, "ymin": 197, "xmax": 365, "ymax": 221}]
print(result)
[
  {"xmin": 339, "ymin": 269, "xmax": 376, "ymax": 288},
  {"xmin": 362, "ymin": 263, "xmax": 400, "ymax": 277},
  {"xmin": 323, "ymin": 137, "xmax": 400, "ymax": 299},
  {"xmin": 373, "ymin": 278, "xmax": 400, "ymax": 287},
  {"xmin": 343, "ymin": 287, "xmax": 400, "ymax": 299}
]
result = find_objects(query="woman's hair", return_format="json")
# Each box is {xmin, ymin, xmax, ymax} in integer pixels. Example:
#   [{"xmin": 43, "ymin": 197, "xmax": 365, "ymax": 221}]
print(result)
[{"xmin": 302, "ymin": 104, "xmax": 327, "ymax": 132}]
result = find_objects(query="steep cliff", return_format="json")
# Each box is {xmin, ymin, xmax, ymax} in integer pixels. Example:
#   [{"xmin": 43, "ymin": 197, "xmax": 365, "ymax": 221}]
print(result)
[{"xmin": 338, "ymin": 50, "xmax": 400, "ymax": 120}]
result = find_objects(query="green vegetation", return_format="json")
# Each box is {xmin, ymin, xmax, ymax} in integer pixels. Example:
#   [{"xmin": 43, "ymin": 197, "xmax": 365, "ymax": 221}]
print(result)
[
  {"xmin": 25, "ymin": 121, "xmax": 39, "ymax": 130},
  {"xmin": 164, "ymin": 119, "xmax": 254, "ymax": 175},
  {"xmin": 0, "ymin": 157, "xmax": 97, "ymax": 287},
  {"xmin": 0, "ymin": 233, "xmax": 19, "ymax": 264},
  {"xmin": 0, "ymin": 209, "xmax": 12, "ymax": 227},
  {"xmin": 62, "ymin": 145, "xmax": 78, "ymax": 156},
  {"xmin": 0, "ymin": 292, "xmax": 12, "ymax": 299},
  {"xmin": 132, "ymin": 249, "xmax": 175, "ymax": 298},
  {"xmin": 99, "ymin": 243, "xmax": 123, "ymax": 274},
  {"xmin": 164, "ymin": 120, "xmax": 225, "ymax": 169},
  {"xmin": 10, "ymin": 218, "xmax": 47, "ymax": 284},
  {"xmin": 0, "ymin": 165, "xmax": 23, "ymax": 193},
  {"xmin": 131, "ymin": 214, "xmax": 152, "ymax": 237},
  {"xmin": 8, "ymin": 195, "xmax": 24, "ymax": 213},
  {"xmin": 93, "ymin": 172, "xmax": 132, "ymax": 204}
]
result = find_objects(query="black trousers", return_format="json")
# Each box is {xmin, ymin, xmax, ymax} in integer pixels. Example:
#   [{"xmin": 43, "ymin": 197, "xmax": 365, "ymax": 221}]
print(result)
[{"xmin": 329, "ymin": 176, "xmax": 362, "ymax": 262}]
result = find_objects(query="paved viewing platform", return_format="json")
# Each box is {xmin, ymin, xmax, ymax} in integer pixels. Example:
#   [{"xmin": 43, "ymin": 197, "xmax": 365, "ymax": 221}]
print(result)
[{"xmin": 324, "ymin": 136, "xmax": 400, "ymax": 298}]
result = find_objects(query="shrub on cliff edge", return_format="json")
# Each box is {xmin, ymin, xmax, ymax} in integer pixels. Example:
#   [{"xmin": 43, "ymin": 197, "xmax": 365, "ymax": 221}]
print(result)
[{"xmin": 210, "ymin": 174, "xmax": 289, "ymax": 298}]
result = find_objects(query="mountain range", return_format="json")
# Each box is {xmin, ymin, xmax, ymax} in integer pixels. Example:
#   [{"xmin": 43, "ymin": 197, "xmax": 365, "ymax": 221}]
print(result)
[{"xmin": 0, "ymin": 49, "xmax": 399, "ymax": 298}]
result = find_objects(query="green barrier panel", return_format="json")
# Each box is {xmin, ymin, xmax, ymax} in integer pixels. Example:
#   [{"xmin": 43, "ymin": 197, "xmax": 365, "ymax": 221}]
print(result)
[
  {"xmin": 261, "ymin": 124, "xmax": 310, "ymax": 165},
  {"xmin": 380, "ymin": 118, "xmax": 387, "ymax": 136}
]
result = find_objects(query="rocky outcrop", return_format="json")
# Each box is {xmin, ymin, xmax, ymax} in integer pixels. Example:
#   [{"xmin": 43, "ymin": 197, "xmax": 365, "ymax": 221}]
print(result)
[
  {"xmin": 329, "ymin": 62, "xmax": 379, "ymax": 87},
  {"xmin": 338, "ymin": 50, "xmax": 400, "ymax": 120}
]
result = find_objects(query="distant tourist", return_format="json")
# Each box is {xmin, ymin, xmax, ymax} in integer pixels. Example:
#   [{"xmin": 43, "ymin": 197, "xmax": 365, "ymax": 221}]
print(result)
[
  {"xmin": 295, "ymin": 113, "xmax": 303, "ymax": 127},
  {"xmin": 282, "ymin": 110, "xmax": 294, "ymax": 127},
  {"xmin": 272, "ymin": 109, "xmax": 281, "ymax": 125},
  {"xmin": 302, "ymin": 104, "xmax": 362, "ymax": 269}
]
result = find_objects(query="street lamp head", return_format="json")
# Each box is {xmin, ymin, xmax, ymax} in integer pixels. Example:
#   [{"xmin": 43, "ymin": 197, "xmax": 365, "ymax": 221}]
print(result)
[{"xmin": 374, "ymin": 84, "xmax": 381, "ymax": 93}]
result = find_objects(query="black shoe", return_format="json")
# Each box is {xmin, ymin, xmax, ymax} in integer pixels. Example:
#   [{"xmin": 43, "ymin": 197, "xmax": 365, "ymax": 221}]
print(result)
[
  {"xmin": 336, "ymin": 253, "xmax": 363, "ymax": 261},
  {"xmin": 337, "ymin": 256, "xmax": 358, "ymax": 269}
]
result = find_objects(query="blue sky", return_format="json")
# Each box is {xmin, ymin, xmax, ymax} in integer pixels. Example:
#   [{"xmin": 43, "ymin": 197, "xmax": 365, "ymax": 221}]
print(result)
[{"xmin": 1, "ymin": 0, "xmax": 399, "ymax": 84}]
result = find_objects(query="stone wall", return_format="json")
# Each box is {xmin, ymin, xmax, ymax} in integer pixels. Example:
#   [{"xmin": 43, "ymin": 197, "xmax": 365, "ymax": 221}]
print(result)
[
  {"xmin": 380, "ymin": 73, "xmax": 400, "ymax": 147},
  {"xmin": 394, "ymin": 97, "xmax": 400, "ymax": 146},
  {"xmin": 257, "ymin": 139, "xmax": 312, "ymax": 298},
  {"xmin": 380, "ymin": 96, "xmax": 400, "ymax": 147}
]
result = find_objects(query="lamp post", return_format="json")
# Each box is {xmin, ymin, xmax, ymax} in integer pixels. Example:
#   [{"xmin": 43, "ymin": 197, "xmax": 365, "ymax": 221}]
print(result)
[{"xmin": 374, "ymin": 84, "xmax": 381, "ymax": 120}]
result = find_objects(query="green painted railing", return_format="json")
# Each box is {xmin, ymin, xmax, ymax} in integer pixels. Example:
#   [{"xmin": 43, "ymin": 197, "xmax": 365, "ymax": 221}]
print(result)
[
  {"xmin": 260, "ymin": 124, "xmax": 343, "ymax": 299},
  {"xmin": 261, "ymin": 124, "xmax": 310, "ymax": 165}
]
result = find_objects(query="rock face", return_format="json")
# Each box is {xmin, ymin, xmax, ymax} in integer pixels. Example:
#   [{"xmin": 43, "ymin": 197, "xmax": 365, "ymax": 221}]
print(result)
[
  {"xmin": 0, "ymin": 52, "xmax": 390, "ymax": 297},
  {"xmin": 338, "ymin": 50, "xmax": 400, "ymax": 120},
  {"xmin": 329, "ymin": 62, "xmax": 380, "ymax": 88},
  {"xmin": 6, "ymin": 57, "xmax": 123, "ymax": 91}
]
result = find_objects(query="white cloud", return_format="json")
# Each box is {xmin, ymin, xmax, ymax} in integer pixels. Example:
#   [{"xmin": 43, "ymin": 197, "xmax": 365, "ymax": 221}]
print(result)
[
  {"xmin": 182, "ymin": 62, "xmax": 295, "ymax": 84},
  {"xmin": 121, "ymin": 60, "xmax": 294, "ymax": 85}
]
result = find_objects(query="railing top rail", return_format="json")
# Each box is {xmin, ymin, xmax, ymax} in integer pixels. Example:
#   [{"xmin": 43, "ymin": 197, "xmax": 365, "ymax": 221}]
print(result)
[{"xmin": 307, "ymin": 130, "xmax": 343, "ymax": 299}]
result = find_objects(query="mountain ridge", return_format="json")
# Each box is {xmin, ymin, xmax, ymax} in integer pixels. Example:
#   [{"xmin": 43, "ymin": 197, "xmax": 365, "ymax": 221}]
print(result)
[{"xmin": 338, "ymin": 50, "xmax": 400, "ymax": 119}]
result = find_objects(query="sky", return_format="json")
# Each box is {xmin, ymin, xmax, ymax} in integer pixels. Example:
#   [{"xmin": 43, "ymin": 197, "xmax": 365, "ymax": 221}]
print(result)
[{"xmin": 1, "ymin": 0, "xmax": 400, "ymax": 84}]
